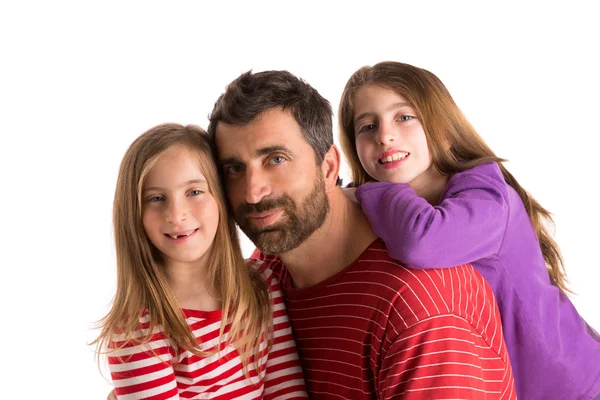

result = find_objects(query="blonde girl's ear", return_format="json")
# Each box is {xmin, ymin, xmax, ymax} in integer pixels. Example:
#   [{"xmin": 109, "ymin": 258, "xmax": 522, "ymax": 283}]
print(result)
[{"xmin": 321, "ymin": 144, "xmax": 341, "ymax": 192}]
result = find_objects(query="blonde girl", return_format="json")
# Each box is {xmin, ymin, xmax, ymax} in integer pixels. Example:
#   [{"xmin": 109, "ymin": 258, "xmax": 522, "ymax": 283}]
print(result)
[
  {"xmin": 339, "ymin": 61, "xmax": 600, "ymax": 400},
  {"xmin": 93, "ymin": 123, "xmax": 306, "ymax": 399}
]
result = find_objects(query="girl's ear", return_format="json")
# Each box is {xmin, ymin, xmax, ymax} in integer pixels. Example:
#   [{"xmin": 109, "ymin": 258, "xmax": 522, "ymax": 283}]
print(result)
[{"xmin": 321, "ymin": 145, "xmax": 341, "ymax": 192}]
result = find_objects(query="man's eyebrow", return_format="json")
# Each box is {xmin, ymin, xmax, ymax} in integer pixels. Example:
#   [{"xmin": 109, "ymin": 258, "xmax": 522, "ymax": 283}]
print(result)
[
  {"xmin": 218, "ymin": 156, "xmax": 243, "ymax": 166},
  {"xmin": 218, "ymin": 145, "xmax": 294, "ymax": 165},
  {"xmin": 354, "ymin": 102, "xmax": 412, "ymax": 124},
  {"xmin": 143, "ymin": 179, "xmax": 207, "ymax": 192},
  {"xmin": 255, "ymin": 145, "xmax": 293, "ymax": 157}
]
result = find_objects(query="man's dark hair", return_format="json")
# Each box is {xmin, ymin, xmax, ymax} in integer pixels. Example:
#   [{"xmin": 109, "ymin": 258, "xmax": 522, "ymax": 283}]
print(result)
[{"xmin": 207, "ymin": 70, "xmax": 334, "ymax": 165}]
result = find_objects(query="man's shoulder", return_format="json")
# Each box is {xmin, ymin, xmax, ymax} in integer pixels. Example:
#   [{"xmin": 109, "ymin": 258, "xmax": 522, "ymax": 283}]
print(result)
[
  {"xmin": 360, "ymin": 241, "xmax": 497, "ymax": 326},
  {"xmin": 362, "ymin": 244, "xmax": 467, "ymax": 288}
]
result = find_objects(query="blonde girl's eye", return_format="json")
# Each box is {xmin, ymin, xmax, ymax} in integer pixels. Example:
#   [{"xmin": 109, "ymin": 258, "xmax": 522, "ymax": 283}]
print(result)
[
  {"xmin": 358, "ymin": 123, "xmax": 377, "ymax": 134},
  {"xmin": 189, "ymin": 189, "xmax": 203, "ymax": 196},
  {"xmin": 398, "ymin": 115, "xmax": 414, "ymax": 122},
  {"xmin": 147, "ymin": 195, "xmax": 164, "ymax": 202}
]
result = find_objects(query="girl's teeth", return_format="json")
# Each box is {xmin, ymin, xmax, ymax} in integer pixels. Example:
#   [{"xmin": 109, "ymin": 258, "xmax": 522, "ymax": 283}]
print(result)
[
  {"xmin": 381, "ymin": 152, "xmax": 408, "ymax": 164},
  {"xmin": 168, "ymin": 231, "xmax": 191, "ymax": 239}
]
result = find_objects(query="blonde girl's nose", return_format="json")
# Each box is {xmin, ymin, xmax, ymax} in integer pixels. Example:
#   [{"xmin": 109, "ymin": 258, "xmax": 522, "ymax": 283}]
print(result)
[{"xmin": 165, "ymin": 198, "xmax": 188, "ymax": 224}]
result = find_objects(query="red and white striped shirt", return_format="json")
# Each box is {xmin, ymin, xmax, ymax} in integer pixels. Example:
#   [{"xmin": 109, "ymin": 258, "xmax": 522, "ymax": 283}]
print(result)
[
  {"xmin": 108, "ymin": 267, "xmax": 307, "ymax": 399},
  {"xmin": 252, "ymin": 239, "xmax": 516, "ymax": 399}
]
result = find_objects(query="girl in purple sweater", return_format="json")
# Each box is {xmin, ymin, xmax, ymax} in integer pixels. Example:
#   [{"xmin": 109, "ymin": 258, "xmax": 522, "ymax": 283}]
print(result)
[{"xmin": 339, "ymin": 61, "xmax": 600, "ymax": 400}]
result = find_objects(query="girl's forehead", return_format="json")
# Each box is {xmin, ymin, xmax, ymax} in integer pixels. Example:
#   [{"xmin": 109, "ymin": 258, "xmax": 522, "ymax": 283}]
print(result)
[
  {"xmin": 356, "ymin": 84, "xmax": 407, "ymax": 101},
  {"xmin": 354, "ymin": 85, "xmax": 414, "ymax": 112},
  {"xmin": 144, "ymin": 146, "xmax": 211, "ymax": 186}
]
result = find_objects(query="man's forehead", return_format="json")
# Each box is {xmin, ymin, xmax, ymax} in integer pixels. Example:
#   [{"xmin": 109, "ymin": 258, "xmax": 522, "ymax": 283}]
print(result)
[
  {"xmin": 216, "ymin": 135, "xmax": 294, "ymax": 163},
  {"xmin": 214, "ymin": 111, "xmax": 306, "ymax": 159}
]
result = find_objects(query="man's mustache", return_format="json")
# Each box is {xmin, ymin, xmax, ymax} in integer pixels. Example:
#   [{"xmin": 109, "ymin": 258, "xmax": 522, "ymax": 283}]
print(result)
[{"xmin": 236, "ymin": 196, "xmax": 294, "ymax": 219}]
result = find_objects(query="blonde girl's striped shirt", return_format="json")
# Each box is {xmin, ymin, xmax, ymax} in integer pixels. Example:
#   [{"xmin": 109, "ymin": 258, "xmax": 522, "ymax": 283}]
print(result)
[
  {"xmin": 107, "ymin": 266, "xmax": 307, "ymax": 399},
  {"xmin": 253, "ymin": 239, "xmax": 517, "ymax": 399}
]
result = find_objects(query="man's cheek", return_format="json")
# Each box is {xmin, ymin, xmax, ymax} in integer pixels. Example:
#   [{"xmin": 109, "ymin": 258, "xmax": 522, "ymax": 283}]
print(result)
[{"xmin": 226, "ymin": 188, "xmax": 244, "ymax": 215}]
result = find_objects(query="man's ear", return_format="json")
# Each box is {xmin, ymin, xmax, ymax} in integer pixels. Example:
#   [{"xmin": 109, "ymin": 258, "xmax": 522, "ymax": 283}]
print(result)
[{"xmin": 321, "ymin": 145, "xmax": 341, "ymax": 192}]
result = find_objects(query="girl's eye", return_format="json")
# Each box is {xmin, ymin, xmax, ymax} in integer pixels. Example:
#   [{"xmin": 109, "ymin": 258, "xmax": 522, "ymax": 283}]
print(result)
[
  {"xmin": 398, "ymin": 115, "xmax": 413, "ymax": 122},
  {"xmin": 189, "ymin": 189, "xmax": 203, "ymax": 196},
  {"xmin": 148, "ymin": 195, "xmax": 164, "ymax": 202},
  {"xmin": 358, "ymin": 124, "xmax": 377, "ymax": 134}
]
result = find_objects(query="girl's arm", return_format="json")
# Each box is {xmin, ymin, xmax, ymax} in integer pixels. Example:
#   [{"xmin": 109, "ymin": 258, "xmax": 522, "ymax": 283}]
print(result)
[
  {"xmin": 355, "ymin": 163, "xmax": 509, "ymax": 269},
  {"xmin": 108, "ymin": 331, "xmax": 179, "ymax": 399},
  {"xmin": 258, "ymin": 267, "xmax": 308, "ymax": 400}
]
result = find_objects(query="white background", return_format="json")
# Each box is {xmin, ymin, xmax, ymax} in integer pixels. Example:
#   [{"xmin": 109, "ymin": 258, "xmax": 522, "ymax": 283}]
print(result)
[{"xmin": 1, "ymin": 1, "xmax": 598, "ymax": 398}]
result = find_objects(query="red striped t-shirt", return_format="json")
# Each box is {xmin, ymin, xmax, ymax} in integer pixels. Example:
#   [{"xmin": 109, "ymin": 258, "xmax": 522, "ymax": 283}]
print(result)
[
  {"xmin": 107, "ymin": 267, "xmax": 307, "ymax": 399},
  {"xmin": 252, "ymin": 239, "xmax": 516, "ymax": 399}
]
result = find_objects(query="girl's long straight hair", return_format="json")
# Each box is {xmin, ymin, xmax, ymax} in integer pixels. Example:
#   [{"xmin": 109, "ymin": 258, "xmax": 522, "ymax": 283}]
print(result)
[
  {"xmin": 92, "ymin": 123, "xmax": 272, "ymax": 375},
  {"xmin": 338, "ymin": 61, "xmax": 570, "ymax": 294}
]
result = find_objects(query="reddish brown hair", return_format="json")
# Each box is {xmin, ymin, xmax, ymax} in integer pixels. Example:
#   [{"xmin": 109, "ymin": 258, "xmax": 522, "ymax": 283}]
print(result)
[{"xmin": 339, "ymin": 61, "xmax": 570, "ymax": 294}]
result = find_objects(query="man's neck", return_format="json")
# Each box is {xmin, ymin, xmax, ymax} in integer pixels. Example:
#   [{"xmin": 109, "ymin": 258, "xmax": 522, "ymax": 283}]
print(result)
[{"xmin": 278, "ymin": 188, "xmax": 378, "ymax": 289}]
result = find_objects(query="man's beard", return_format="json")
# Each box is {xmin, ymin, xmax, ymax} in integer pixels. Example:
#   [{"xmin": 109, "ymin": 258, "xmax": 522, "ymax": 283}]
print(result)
[{"xmin": 235, "ymin": 174, "xmax": 330, "ymax": 254}]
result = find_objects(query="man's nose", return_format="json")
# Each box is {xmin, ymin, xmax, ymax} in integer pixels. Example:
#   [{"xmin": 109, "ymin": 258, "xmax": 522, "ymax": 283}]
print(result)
[{"xmin": 245, "ymin": 167, "xmax": 271, "ymax": 204}]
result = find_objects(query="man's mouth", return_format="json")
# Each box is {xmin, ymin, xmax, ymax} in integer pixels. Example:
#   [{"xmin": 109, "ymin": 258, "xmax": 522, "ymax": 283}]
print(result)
[
  {"xmin": 246, "ymin": 209, "xmax": 283, "ymax": 228},
  {"xmin": 378, "ymin": 151, "xmax": 409, "ymax": 164}
]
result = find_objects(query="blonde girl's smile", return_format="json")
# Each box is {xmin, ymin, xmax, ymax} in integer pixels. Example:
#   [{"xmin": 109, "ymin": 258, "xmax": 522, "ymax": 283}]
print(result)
[
  {"xmin": 164, "ymin": 228, "xmax": 199, "ymax": 241},
  {"xmin": 142, "ymin": 146, "xmax": 220, "ymax": 268}
]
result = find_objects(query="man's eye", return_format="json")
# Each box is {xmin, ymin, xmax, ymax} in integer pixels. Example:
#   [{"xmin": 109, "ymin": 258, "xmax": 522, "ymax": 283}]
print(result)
[
  {"xmin": 270, "ymin": 156, "xmax": 285, "ymax": 165},
  {"xmin": 358, "ymin": 124, "xmax": 377, "ymax": 133},
  {"xmin": 225, "ymin": 165, "xmax": 243, "ymax": 175}
]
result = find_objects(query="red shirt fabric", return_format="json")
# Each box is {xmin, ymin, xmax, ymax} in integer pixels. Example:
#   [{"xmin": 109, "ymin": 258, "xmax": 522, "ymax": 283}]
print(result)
[
  {"xmin": 251, "ymin": 239, "xmax": 516, "ymax": 399},
  {"xmin": 108, "ymin": 267, "xmax": 307, "ymax": 399}
]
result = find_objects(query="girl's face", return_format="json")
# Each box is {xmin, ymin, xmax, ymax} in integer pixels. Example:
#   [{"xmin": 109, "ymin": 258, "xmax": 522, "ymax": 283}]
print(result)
[
  {"xmin": 353, "ymin": 85, "xmax": 438, "ymax": 188},
  {"xmin": 142, "ymin": 146, "xmax": 220, "ymax": 270}
]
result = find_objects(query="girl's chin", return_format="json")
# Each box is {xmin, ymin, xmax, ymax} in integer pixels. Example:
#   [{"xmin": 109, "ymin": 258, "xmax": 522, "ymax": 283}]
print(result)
[{"xmin": 374, "ymin": 172, "xmax": 413, "ymax": 185}]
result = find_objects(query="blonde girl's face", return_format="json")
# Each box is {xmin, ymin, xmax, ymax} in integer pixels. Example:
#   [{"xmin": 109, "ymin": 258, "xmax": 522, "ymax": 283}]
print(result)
[
  {"xmin": 353, "ymin": 85, "xmax": 437, "ymax": 188},
  {"xmin": 141, "ymin": 146, "xmax": 220, "ymax": 270}
]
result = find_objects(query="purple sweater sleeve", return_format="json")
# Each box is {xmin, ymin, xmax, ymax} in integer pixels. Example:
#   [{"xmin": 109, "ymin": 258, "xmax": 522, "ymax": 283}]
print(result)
[{"xmin": 355, "ymin": 163, "xmax": 509, "ymax": 269}]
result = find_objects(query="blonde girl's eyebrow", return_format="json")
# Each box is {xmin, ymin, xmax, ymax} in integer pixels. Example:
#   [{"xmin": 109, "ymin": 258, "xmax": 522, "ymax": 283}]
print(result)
[
  {"xmin": 354, "ymin": 102, "xmax": 414, "ymax": 124},
  {"xmin": 143, "ymin": 179, "xmax": 208, "ymax": 192}
]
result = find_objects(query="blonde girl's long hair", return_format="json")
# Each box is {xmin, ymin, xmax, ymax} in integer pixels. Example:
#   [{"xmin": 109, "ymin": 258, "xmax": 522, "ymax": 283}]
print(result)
[
  {"xmin": 338, "ymin": 61, "xmax": 570, "ymax": 295},
  {"xmin": 92, "ymin": 123, "xmax": 272, "ymax": 374}
]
